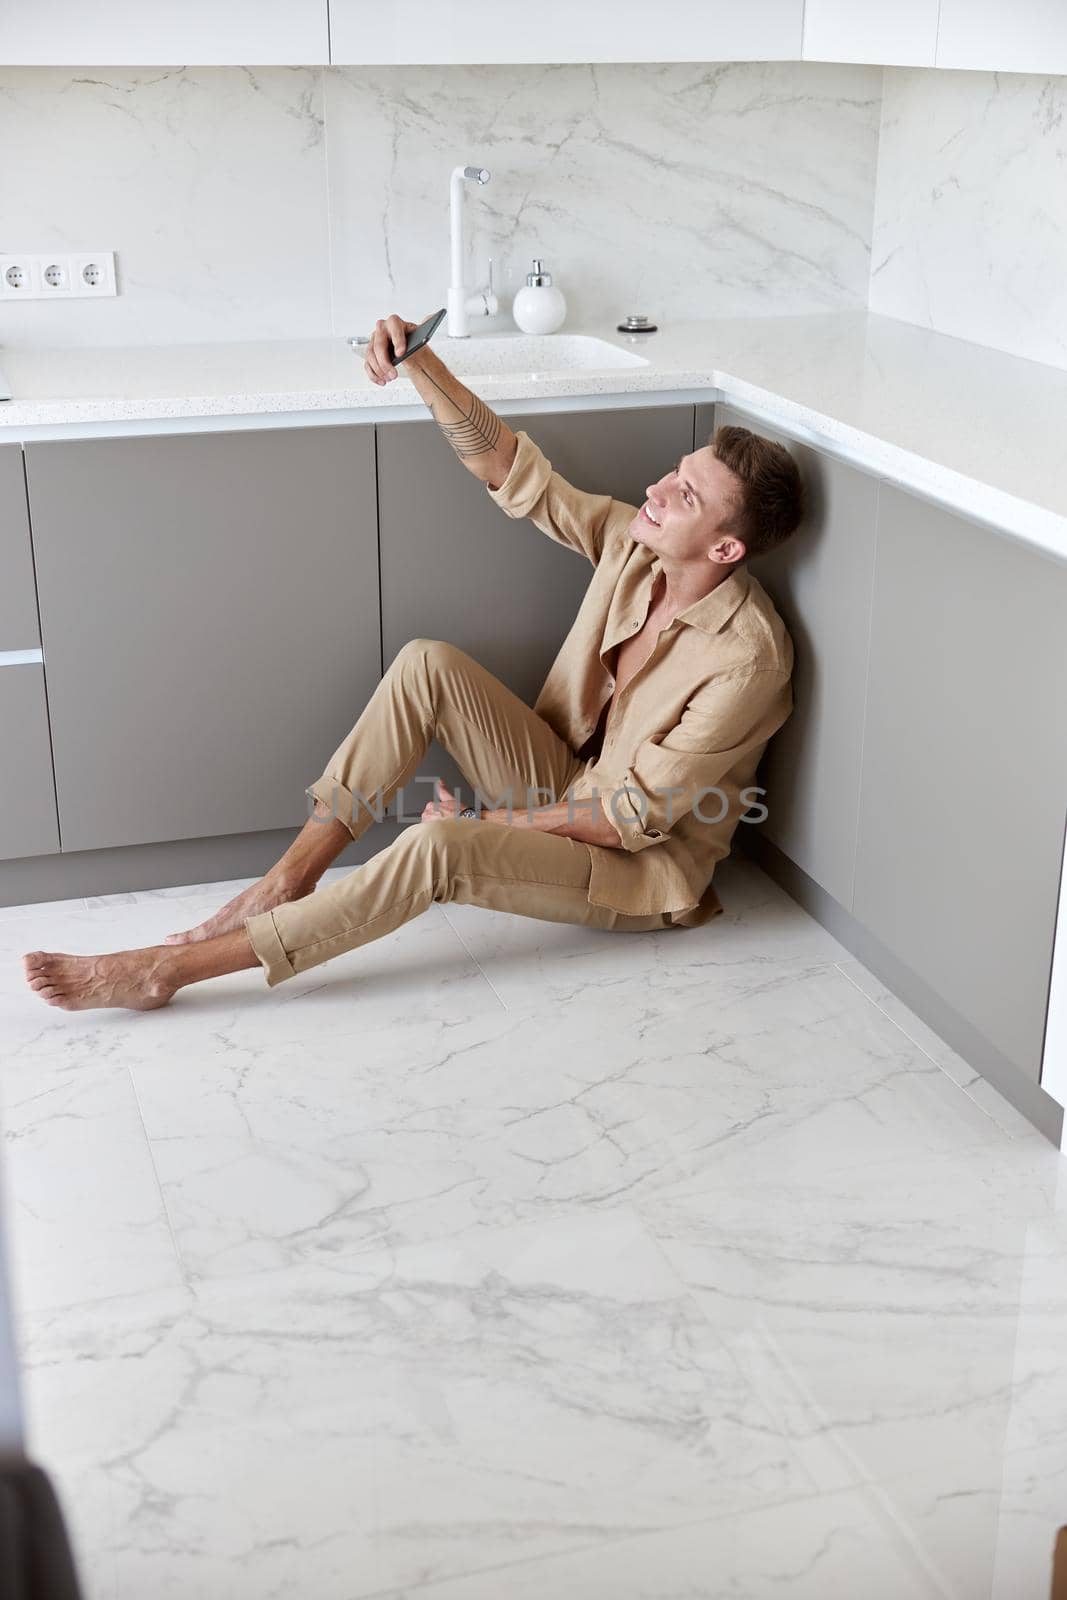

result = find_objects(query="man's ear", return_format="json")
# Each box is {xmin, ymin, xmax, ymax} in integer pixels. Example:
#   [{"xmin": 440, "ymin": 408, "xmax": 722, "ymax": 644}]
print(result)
[{"xmin": 710, "ymin": 533, "xmax": 747, "ymax": 566}]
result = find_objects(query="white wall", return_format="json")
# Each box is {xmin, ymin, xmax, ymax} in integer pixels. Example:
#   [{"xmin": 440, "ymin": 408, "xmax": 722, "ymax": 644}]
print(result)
[{"xmin": 0, "ymin": 62, "xmax": 881, "ymax": 348}]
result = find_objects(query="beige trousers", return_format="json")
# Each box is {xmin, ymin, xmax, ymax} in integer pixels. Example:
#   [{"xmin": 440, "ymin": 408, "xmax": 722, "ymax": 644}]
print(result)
[{"xmin": 243, "ymin": 638, "xmax": 678, "ymax": 987}]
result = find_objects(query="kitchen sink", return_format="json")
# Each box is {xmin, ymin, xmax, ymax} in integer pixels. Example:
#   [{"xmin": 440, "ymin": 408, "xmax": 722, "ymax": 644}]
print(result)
[{"xmin": 353, "ymin": 333, "xmax": 649, "ymax": 378}]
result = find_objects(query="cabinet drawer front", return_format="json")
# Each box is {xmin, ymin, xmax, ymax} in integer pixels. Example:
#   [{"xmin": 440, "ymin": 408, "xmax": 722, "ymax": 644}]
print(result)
[
  {"xmin": 0, "ymin": 665, "xmax": 59, "ymax": 860},
  {"xmin": 24, "ymin": 426, "xmax": 380, "ymax": 853},
  {"xmin": 0, "ymin": 447, "xmax": 40, "ymax": 652}
]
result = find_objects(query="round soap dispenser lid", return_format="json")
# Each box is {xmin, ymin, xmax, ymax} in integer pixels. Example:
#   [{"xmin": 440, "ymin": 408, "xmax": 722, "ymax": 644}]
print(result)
[{"xmin": 526, "ymin": 258, "xmax": 552, "ymax": 286}]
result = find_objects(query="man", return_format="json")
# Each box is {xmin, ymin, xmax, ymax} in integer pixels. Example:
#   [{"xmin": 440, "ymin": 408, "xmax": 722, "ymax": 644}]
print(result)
[{"xmin": 22, "ymin": 314, "xmax": 803, "ymax": 1012}]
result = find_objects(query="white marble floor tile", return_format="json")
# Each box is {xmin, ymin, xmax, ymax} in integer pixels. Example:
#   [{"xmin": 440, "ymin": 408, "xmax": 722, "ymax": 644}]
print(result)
[
  {"xmin": 124, "ymin": 953, "xmax": 1014, "ymax": 1288},
  {"xmin": 486, "ymin": 962, "xmax": 1022, "ymax": 1212},
  {"xmin": 2, "ymin": 1053, "xmax": 183, "ymax": 1317},
  {"xmin": 17, "ymin": 1210, "xmax": 818, "ymax": 1600},
  {"xmin": 127, "ymin": 1004, "xmax": 576, "ymax": 1280},
  {"xmin": 0, "ymin": 891, "xmax": 90, "ymax": 925}
]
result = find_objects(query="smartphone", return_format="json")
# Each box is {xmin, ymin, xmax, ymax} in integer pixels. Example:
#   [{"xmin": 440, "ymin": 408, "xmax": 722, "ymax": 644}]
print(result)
[{"xmin": 391, "ymin": 307, "xmax": 447, "ymax": 365}]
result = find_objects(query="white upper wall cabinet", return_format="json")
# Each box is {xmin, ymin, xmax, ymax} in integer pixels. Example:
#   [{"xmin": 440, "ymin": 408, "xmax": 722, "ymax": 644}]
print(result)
[
  {"xmin": 0, "ymin": 0, "xmax": 329, "ymax": 66},
  {"xmin": 5, "ymin": 0, "xmax": 1063, "ymax": 74},
  {"xmin": 802, "ymin": 0, "xmax": 940, "ymax": 66},
  {"xmin": 935, "ymin": 0, "xmax": 1067, "ymax": 74},
  {"xmin": 329, "ymin": 0, "xmax": 804, "ymax": 65}
]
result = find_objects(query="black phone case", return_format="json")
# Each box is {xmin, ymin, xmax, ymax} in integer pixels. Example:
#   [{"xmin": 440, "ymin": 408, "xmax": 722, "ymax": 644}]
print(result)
[{"xmin": 393, "ymin": 308, "xmax": 446, "ymax": 364}]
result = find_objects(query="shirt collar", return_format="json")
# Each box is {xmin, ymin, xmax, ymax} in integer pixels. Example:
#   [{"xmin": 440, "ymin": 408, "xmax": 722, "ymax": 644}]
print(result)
[{"xmin": 647, "ymin": 553, "xmax": 751, "ymax": 637}]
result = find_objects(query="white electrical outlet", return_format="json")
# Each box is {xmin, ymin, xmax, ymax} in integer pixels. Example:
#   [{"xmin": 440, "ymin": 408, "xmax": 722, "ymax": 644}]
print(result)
[
  {"xmin": 0, "ymin": 257, "xmax": 34, "ymax": 297},
  {"xmin": 0, "ymin": 251, "xmax": 117, "ymax": 300},
  {"xmin": 70, "ymin": 252, "xmax": 117, "ymax": 297},
  {"xmin": 40, "ymin": 259, "xmax": 70, "ymax": 293}
]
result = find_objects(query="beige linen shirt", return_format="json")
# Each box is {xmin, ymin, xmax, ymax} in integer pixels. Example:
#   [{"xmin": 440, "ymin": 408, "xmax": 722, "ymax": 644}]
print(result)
[{"xmin": 487, "ymin": 429, "xmax": 795, "ymax": 926}]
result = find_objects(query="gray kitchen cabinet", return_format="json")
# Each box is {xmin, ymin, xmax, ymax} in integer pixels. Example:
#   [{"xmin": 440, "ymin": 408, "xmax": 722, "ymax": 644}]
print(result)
[
  {"xmin": 375, "ymin": 405, "xmax": 696, "ymax": 819},
  {"xmin": 0, "ymin": 667, "xmax": 59, "ymax": 859},
  {"xmin": 854, "ymin": 484, "xmax": 1067, "ymax": 1085},
  {"xmin": 0, "ymin": 446, "xmax": 58, "ymax": 858},
  {"xmin": 701, "ymin": 403, "xmax": 879, "ymax": 910},
  {"xmin": 0, "ymin": 445, "xmax": 39, "ymax": 650},
  {"xmin": 24, "ymin": 426, "xmax": 379, "ymax": 853}
]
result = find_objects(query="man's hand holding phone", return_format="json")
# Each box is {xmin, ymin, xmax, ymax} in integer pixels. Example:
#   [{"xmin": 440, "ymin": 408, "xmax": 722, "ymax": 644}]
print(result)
[{"xmin": 364, "ymin": 309, "xmax": 445, "ymax": 386}]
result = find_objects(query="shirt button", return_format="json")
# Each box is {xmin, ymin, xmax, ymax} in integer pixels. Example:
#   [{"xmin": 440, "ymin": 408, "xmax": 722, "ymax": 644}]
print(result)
[{"xmin": 631, "ymin": 619, "xmax": 639, "ymax": 629}]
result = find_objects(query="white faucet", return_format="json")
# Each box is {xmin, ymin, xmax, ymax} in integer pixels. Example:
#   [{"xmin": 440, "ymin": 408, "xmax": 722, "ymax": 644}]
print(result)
[{"xmin": 447, "ymin": 164, "xmax": 498, "ymax": 338}]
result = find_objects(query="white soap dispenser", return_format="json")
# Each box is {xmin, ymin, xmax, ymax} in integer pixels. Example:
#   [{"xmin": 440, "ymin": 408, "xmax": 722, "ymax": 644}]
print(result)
[{"xmin": 512, "ymin": 258, "xmax": 567, "ymax": 335}]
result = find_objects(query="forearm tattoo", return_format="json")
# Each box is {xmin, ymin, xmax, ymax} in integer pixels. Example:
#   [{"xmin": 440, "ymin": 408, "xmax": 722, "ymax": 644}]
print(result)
[{"xmin": 422, "ymin": 368, "xmax": 503, "ymax": 460}]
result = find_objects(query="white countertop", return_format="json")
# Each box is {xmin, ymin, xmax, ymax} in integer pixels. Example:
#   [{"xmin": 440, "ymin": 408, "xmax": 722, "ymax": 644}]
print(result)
[{"xmin": 3, "ymin": 310, "xmax": 1067, "ymax": 562}]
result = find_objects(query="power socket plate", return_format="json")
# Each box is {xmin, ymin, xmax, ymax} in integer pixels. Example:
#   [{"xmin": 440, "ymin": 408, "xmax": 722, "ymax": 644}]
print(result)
[{"xmin": 0, "ymin": 252, "xmax": 117, "ymax": 299}]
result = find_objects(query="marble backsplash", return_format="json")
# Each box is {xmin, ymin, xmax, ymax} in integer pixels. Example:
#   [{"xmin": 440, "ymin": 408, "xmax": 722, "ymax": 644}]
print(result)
[
  {"xmin": 870, "ymin": 68, "xmax": 1067, "ymax": 371},
  {"xmin": 0, "ymin": 62, "xmax": 881, "ymax": 349},
  {"xmin": 3, "ymin": 61, "xmax": 1063, "ymax": 369}
]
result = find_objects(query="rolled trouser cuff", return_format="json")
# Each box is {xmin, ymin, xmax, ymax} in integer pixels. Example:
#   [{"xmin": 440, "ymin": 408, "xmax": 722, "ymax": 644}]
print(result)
[
  {"xmin": 243, "ymin": 909, "xmax": 295, "ymax": 988},
  {"xmin": 305, "ymin": 776, "xmax": 384, "ymax": 841}
]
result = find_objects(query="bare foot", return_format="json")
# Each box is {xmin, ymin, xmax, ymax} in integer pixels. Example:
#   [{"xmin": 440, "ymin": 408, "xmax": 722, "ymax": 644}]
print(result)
[
  {"xmin": 163, "ymin": 871, "xmax": 311, "ymax": 945},
  {"xmin": 23, "ymin": 947, "xmax": 178, "ymax": 1012}
]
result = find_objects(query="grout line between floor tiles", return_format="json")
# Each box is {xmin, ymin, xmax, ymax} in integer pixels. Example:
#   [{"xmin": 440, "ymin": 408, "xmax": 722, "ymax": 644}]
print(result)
[
  {"xmin": 725, "ymin": 1321, "xmax": 961, "ymax": 1600},
  {"xmin": 625, "ymin": 1206, "xmax": 958, "ymax": 1594},
  {"xmin": 124, "ymin": 1064, "xmax": 190, "ymax": 1292},
  {"xmin": 437, "ymin": 906, "xmax": 511, "ymax": 1012},
  {"xmin": 634, "ymin": 1214, "xmax": 837, "ymax": 1505}
]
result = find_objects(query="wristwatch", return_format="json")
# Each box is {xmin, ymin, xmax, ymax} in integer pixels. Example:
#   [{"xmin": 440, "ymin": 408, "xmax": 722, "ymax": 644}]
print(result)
[{"xmin": 457, "ymin": 806, "xmax": 479, "ymax": 820}]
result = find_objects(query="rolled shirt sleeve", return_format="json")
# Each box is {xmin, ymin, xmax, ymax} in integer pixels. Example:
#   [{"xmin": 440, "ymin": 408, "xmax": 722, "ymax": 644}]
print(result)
[
  {"xmin": 584, "ymin": 666, "xmax": 793, "ymax": 852},
  {"xmin": 486, "ymin": 429, "xmax": 635, "ymax": 568}
]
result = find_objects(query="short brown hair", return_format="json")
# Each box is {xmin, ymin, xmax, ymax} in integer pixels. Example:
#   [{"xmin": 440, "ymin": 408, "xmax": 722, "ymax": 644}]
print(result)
[{"xmin": 711, "ymin": 424, "xmax": 804, "ymax": 561}]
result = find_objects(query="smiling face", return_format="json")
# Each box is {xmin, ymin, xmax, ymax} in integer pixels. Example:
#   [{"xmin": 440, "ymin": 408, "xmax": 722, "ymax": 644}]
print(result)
[{"xmin": 628, "ymin": 446, "xmax": 747, "ymax": 568}]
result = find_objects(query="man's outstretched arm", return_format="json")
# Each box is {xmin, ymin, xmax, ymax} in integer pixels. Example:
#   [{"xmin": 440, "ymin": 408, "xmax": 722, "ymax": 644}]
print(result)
[
  {"xmin": 364, "ymin": 313, "xmax": 519, "ymax": 490},
  {"xmin": 366, "ymin": 312, "xmax": 624, "ymax": 567}
]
